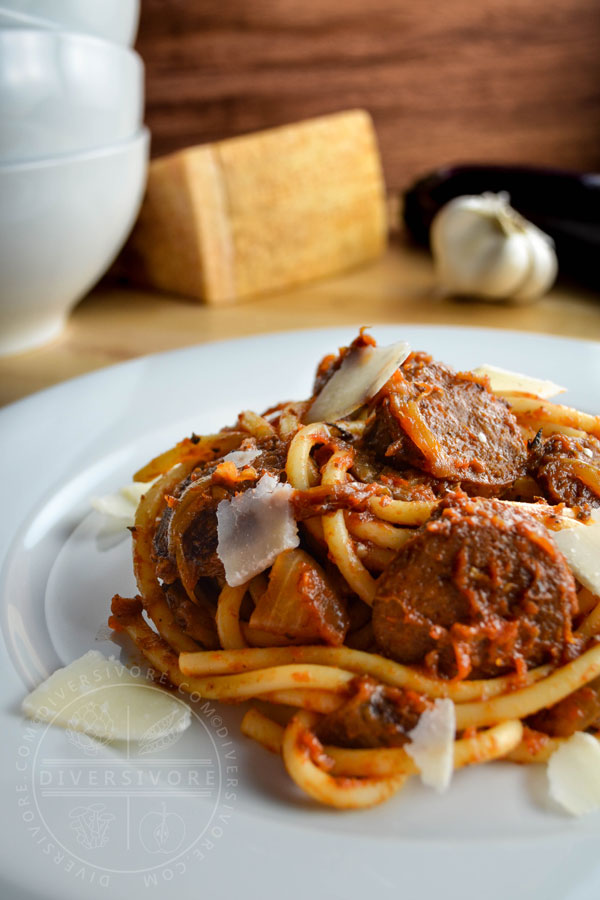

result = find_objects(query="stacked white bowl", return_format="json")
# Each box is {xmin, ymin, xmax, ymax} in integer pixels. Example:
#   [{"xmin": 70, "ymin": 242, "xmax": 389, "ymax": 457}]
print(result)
[{"xmin": 0, "ymin": 0, "xmax": 148, "ymax": 356}]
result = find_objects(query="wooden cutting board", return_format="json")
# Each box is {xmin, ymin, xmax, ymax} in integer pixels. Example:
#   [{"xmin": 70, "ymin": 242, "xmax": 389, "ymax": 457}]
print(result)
[{"xmin": 1, "ymin": 239, "xmax": 599, "ymax": 407}]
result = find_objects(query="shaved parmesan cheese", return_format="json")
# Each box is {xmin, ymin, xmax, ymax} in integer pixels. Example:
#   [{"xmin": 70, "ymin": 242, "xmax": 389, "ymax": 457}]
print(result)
[
  {"xmin": 91, "ymin": 479, "xmax": 156, "ymax": 527},
  {"xmin": 405, "ymin": 698, "xmax": 456, "ymax": 792},
  {"xmin": 548, "ymin": 732, "xmax": 600, "ymax": 816},
  {"xmin": 551, "ymin": 517, "xmax": 600, "ymax": 596},
  {"xmin": 223, "ymin": 447, "xmax": 260, "ymax": 468},
  {"xmin": 22, "ymin": 650, "xmax": 191, "ymax": 743},
  {"xmin": 216, "ymin": 473, "xmax": 299, "ymax": 587},
  {"xmin": 305, "ymin": 338, "xmax": 410, "ymax": 424},
  {"xmin": 472, "ymin": 364, "xmax": 565, "ymax": 399}
]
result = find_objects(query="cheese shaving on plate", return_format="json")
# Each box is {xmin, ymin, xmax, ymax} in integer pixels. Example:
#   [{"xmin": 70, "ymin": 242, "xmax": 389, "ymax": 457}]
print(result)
[
  {"xmin": 551, "ymin": 512, "xmax": 600, "ymax": 597},
  {"xmin": 223, "ymin": 447, "xmax": 260, "ymax": 467},
  {"xmin": 472, "ymin": 364, "xmax": 565, "ymax": 399},
  {"xmin": 216, "ymin": 473, "xmax": 299, "ymax": 587},
  {"xmin": 547, "ymin": 732, "xmax": 600, "ymax": 816},
  {"xmin": 405, "ymin": 698, "xmax": 456, "ymax": 792},
  {"xmin": 22, "ymin": 650, "xmax": 191, "ymax": 744},
  {"xmin": 91, "ymin": 479, "xmax": 157, "ymax": 527}
]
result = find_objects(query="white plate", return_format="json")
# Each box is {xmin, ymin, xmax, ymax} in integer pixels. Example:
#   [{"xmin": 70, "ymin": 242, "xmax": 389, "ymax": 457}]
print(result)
[{"xmin": 1, "ymin": 325, "xmax": 600, "ymax": 900}]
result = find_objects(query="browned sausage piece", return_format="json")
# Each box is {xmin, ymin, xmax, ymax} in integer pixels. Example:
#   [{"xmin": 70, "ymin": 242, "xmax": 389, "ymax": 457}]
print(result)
[
  {"xmin": 316, "ymin": 676, "xmax": 432, "ymax": 748},
  {"xmin": 153, "ymin": 435, "xmax": 288, "ymax": 585},
  {"xmin": 361, "ymin": 353, "xmax": 527, "ymax": 497},
  {"xmin": 528, "ymin": 680, "xmax": 600, "ymax": 738},
  {"xmin": 351, "ymin": 447, "xmax": 443, "ymax": 501},
  {"xmin": 529, "ymin": 432, "xmax": 600, "ymax": 508},
  {"xmin": 372, "ymin": 494, "xmax": 578, "ymax": 679}
]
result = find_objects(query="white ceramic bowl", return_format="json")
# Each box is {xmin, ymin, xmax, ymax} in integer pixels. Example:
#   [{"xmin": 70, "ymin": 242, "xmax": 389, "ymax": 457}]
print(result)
[
  {"xmin": 0, "ymin": 0, "xmax": 140, "ymax": 46},
  {"xmin": 0, "ymin": 128, "xmax": 150, "ymax": 356},
  {"xmin": 0, "ymin": 30, "xmax": 144, "ymax": 163}
]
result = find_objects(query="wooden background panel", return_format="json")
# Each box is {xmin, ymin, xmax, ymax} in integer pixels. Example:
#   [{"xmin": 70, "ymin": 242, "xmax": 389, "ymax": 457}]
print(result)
[{"xmin": 136, "ymin": 0, "xmax": 600, "ymax": 190}]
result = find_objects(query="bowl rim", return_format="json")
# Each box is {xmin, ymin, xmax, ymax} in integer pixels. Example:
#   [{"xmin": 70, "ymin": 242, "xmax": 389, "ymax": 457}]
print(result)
[
  {"xmin": 0, "ymin": 126, "xmax": 150, "ymax": 173},
  {"xmin": 0, "ymin": 24, "xmax": 143, "ymax": 65},
  {"xmin": 0, "ymin": 0, "xmax": 139, "ymax": 31}
]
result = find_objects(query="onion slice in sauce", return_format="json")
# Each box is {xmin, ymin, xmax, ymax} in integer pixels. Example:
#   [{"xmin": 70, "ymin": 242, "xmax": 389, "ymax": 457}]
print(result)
[
  {"xmin": 249, "ymin": 548, "xmax": 349, "ymax": 644},
  {"xmin": 305, "ymin": 338, "xmax": 410, "ymax": 424}
]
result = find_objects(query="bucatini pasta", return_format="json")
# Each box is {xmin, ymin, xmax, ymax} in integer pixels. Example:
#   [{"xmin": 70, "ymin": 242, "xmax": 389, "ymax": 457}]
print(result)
[{"xmin": 109, "ymin": 331, "xmax": 600, "ymax": 810}]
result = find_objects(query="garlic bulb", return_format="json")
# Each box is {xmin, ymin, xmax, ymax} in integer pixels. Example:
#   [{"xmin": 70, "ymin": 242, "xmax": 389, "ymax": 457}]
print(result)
[{"xmin": 430, "ymin": 192, "xmax": 558, "ymax": 303}]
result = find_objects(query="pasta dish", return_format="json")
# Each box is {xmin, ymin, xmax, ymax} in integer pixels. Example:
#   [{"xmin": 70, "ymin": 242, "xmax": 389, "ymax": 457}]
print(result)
[{"xmin": 109, "ymin": 330, "xmax": 600, "ymax": 809}]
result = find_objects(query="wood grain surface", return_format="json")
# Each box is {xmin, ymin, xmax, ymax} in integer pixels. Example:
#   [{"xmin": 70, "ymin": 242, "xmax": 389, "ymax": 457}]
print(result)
[
  {"xmin": 136, "ymin": 0, "xmax": 600, "ymax": 189},
  {"xmin": 2, "ymin": 240, "xmax": 600, "ymax": 407}
]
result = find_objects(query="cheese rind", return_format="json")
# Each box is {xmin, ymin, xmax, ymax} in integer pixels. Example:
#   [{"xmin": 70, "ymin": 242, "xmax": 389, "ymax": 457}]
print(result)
[{"xmin": 121, "ymin": 110, "xmax": 387, "ymax": 304}]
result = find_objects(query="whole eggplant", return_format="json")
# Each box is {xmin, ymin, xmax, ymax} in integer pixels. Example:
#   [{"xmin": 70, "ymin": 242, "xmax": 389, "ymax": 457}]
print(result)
[{"xmin": 403, "ymin": 164, "xmax": 600, "ymax": 289}]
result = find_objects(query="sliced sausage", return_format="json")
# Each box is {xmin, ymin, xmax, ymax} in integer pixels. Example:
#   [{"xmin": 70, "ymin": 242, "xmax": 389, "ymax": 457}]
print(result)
[
  {"xmin": 361, "ymin": 352, "xmax": 527, "ymax": 497},
  {"xmin": 316, "ymin": 676, "xmax": 432, "ymax": 748},
  {"xmin": 372, "ymin": 493, "xmax": 578, "ymax": 679},
  {"xmin": 153, "ymin": 435, "xmax": 288, "ymax": 585},
  {"xmin": 528, "ymin": 680, "xmax": 600, "ymax": 737},
  {"xmin": 529, "ymin": 432, "xmax": 600, "ymax": 508}
]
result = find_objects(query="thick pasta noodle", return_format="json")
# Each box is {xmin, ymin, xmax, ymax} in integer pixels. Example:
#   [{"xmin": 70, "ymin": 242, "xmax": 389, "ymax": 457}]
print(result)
[{"xmin": 109, "ymin": 332, "xmax": 600, "ymax": 810}]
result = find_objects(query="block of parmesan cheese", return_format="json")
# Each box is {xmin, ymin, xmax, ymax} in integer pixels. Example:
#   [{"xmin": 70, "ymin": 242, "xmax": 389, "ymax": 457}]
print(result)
[{"xmin": 121, "ymin": 110, "xmax": 387, "ymax": 304}]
